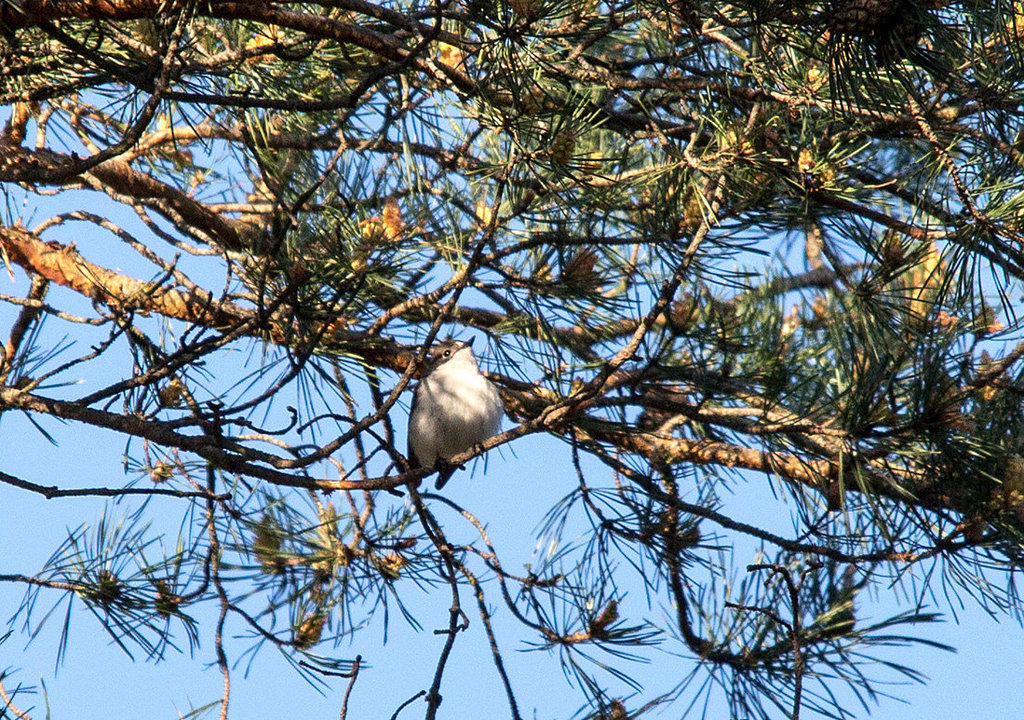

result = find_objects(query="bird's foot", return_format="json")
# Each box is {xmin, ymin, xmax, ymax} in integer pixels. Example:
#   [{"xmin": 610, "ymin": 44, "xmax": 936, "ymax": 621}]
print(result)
[{"xmin": 436, "ymin": 457, "xmax": 461, "ymax": 473}]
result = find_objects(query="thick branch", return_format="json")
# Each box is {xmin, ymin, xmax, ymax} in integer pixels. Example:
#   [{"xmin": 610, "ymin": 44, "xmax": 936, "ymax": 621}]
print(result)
[
  {"xmin": 0, "ymin": 224, "xmax": 253, "ymax": 328},
  {"xmin": 0, "ymin": 0, "xmax": 161, "ymax": 27},
  {"xmin": 579, "ymin": 419, "xmax": 972, "ymax": 516}
]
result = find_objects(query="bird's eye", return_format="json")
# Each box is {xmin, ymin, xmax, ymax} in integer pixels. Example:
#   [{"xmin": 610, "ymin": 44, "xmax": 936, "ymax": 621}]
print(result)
[{"xmin": 443, "ymin": 349, "xmax": 451, "ymax": 357}]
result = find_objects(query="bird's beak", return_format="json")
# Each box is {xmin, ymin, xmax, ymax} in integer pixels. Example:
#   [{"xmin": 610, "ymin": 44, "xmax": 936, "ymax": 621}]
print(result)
[{"xmin": 467, "ymin": 337, "xmax": 475, "ymax": 348}]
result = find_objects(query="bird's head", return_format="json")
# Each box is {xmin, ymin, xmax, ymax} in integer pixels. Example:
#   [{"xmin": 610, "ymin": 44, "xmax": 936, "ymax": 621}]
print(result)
[{"xmin": 426, "ymin": 337, "xmax": 478, "ymax": 372}]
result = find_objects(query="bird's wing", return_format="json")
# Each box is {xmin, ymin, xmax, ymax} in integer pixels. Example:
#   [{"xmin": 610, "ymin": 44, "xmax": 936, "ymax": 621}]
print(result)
[{"xmin": 407, "ymin": 382, "xmax": 422, "ymax": 469}]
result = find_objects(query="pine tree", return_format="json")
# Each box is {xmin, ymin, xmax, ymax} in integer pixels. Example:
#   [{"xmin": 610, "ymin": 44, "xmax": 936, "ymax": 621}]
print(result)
[{"xmin": 1, "ymin": 1, "xmax": 1023, "ymax": 718}]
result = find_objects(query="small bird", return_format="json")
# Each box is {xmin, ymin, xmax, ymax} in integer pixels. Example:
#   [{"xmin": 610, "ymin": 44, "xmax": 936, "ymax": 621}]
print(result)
[{"xmin": 407, "ymin": 337, "xmax": 504, "ymax": 489}]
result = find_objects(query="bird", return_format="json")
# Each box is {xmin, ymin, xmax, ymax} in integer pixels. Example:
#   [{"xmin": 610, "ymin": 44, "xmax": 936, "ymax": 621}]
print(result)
[{"xmin": 407, "ymin": 337, "xmax": 504, "ymax": 489}]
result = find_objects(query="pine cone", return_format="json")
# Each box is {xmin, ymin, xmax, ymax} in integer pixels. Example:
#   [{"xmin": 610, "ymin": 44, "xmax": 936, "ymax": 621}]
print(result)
[
  {"xmin": 829, "ymin": 0, "xmax": 905, "ymax": 37},
  {"xmin": 829, "ymin": 0, "xmax": 927, "ymax": 65}
]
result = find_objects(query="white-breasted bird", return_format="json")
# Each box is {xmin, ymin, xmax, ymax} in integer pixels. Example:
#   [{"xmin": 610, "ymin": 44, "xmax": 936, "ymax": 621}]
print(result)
[{"xmin": 407, "ymin": 338, "xmax": 504, "ymax": 489}]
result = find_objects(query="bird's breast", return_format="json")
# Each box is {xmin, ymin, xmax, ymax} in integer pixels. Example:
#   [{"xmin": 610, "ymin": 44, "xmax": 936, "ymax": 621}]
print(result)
[{"xmin": 417, "ymin": 368, "xmax": 503, "ymax": 456}]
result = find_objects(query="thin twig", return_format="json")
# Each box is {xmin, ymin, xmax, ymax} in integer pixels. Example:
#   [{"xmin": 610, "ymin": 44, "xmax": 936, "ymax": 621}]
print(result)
[
  {"xmin": 0, "ymin": 673, "xmax": 33, "ymax": 720},
  {"xmin": 339, "ymin": 655, "xmax": 362, "ymax": 720}
]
